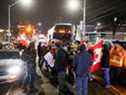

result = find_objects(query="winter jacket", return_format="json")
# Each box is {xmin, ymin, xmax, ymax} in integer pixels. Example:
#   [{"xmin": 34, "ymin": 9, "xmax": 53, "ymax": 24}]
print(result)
[{"xmin": 73, "ymin": 50, "xmax": 92, "ymax": 77}]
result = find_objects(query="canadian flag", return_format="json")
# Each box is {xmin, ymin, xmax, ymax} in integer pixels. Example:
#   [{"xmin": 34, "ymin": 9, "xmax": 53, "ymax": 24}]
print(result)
[
  {"xmin": 17, "ymin": 34, "xmax": 30, "ymax": 47},
  {"xmin": 89, "ymin": 40, "xmax": 104, "ymax": 73}
]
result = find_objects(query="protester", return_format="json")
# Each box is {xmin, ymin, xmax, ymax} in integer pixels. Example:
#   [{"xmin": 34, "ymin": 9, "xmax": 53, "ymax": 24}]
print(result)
[
  {"xmin": 64, "ymin": 42, "xmax": 75, "ymax": 86},
  {"xmin": 54, "ymin": 41, "xmax": 71, "ymax": 95},
  {"xmin": 73, "ymin": 44, "xmax": 92, "ymax": 95},
  {"xmin": 88, "ymin": 49, "xmax": 94, "ymax": 81},
  {"xmin": 101, "ymin": 43, "xmax": 111, "ymax": 88},
  {"xmin": 21, "ymin": 42, "xmax": 38, "ymax": 92},
  {"xmin": 39, "ymin": 44, "xmax": 49, "ymax": 71},
  {"xmin": 37, "ymin": 42, "xmax": 43, "ymax": 64}
]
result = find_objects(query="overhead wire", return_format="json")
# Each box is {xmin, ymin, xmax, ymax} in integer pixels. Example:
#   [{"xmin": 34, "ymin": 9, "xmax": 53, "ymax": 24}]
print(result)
[{"xmin": 86, "ymin": 0, "xmax": 126, "ymax": 23}]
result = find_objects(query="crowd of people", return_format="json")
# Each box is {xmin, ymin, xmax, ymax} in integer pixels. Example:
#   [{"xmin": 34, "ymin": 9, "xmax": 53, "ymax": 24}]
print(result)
[
  {"xmin": 36, "ymin": 39, "xmax": 111, "ymax": 95},
  {"xmin": 12, "ymin": 38, "xmax": 112, "ymax": 95}
]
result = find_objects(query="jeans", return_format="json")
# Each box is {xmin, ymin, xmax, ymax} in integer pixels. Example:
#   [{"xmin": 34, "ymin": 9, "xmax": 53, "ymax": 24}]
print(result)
[
  {"xmin": 57, "ymin": 71, "xmax": 70, "ymax": 95},
  {"xmin": 58, "ymin": 71, "xmax": 66, "ymax": 95},
  {"xmin": 103, "ymin": 68, "xmax": 110, "ymax": 86},
  {"xmin": 76, "ymin": 76, "xmax": 88, "ymax": 95}
]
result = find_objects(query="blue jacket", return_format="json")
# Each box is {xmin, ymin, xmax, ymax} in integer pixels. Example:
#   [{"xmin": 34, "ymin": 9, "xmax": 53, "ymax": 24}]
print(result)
[{"xmin": 73, "ymin": 50, "xmax": 92, "ymax": 77}]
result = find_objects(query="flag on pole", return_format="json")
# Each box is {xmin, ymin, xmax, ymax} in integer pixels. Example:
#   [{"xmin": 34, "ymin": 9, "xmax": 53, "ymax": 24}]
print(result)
[{"xmin": 89, "ymin": 40, "xmax": 104, "ymax": 73}]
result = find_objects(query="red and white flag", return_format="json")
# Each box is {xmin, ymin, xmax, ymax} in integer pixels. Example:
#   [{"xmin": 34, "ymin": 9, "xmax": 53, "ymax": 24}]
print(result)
[
  {"xmin": 89, "ymin": 40, "xmax": 104, "ymax": 73},
  {"xmin": 17, "ymin": 34, "xmax": 30, "ymax": 47}
]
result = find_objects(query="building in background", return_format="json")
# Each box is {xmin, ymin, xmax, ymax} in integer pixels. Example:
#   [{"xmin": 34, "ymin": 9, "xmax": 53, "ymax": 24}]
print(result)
[{"xmin": 96, "ymin": 23, "xmax": 126, "ymax": 40}]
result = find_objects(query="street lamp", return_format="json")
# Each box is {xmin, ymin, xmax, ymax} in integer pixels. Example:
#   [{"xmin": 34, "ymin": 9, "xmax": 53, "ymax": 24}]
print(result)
[
  {"xmin": 67, "ymin": 0, "xmax": 80, "ymax": 11},
  {"xmin": 19, "ymin": 0, "xmax": 33, "ymax": 7},
  {"xmin": 114, "ymin": 17, "xmax": 118, "ymax": 22},
  {"xmin": 8, "ymin": 0, "xmax": 33, "ymax": 42},
  {"xmin": 67, "ymin": 0, "xmax": 86, "ymax": 40},
  {"xmin": 97, "ymin": 22, "xmax": 101, "ymax": 26}
]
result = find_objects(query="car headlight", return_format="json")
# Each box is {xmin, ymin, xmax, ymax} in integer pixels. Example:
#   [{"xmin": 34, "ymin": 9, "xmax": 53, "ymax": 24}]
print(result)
[{"xmin": 7, "ymin": 65, "xmax": 22, "ymax": 76}]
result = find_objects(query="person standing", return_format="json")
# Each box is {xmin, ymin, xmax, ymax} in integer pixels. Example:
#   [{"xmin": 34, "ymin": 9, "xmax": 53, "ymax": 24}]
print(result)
[
  {"xmin": 37, "ymin": 42, "xmax": 42, "ymax": 64},
  {"xmin": 54, "ymin": 41, "xmax": 70, "ymax": 95},
  {"xmin": 73, "ymin": 44, "xmax": 92, "ymax": 95},
  {"xmin": 21, "ymin": 42, "xmax": 38, "ymax": 92},
  {"xmin": 101, "ymin": 43, "xmax": 111, "ymax": 88}
]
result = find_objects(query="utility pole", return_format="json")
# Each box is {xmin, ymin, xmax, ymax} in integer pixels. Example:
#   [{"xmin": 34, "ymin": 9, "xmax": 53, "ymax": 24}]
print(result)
[{"xmin": 82, "ymin": 0, "xmax": 86, "ymax": 40}]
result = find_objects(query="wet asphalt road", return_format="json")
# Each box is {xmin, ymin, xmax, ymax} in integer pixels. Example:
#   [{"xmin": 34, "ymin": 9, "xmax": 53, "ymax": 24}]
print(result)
[
  {"xmin": 0, "ymin": 61, "xmax": 124, "ymax": 95},
  {"xmin": 1, "ymin": 71, "xmax": 116, "ymax": 95}
]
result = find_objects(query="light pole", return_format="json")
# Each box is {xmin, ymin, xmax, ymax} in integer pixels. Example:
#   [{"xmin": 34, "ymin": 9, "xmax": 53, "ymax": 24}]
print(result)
[
  {"xmin": 67, "ymin": 0, "xmax": 86, "ymax": 40},
  {"xmin": 82, "ymin": 0, "xmax": 86, "ymax": 40},
  {"xmin": 8, "ymin": 0, "xmax": 33, "ymax": 42},
  {"xmin": 8, "ymin": 0, "xmax": 19, "ymax": 42}
]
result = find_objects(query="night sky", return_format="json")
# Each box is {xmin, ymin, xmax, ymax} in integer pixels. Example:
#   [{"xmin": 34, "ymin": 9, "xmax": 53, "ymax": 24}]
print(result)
[{"xmin": 0, "ymin": 0, "xmax": 126, "ymax": 31}]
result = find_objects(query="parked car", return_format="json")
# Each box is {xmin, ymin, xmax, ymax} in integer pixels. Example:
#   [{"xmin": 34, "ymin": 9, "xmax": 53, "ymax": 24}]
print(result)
[{"xmin": 0, "ymin": 49, "xmax": 27, "ymax": 84}]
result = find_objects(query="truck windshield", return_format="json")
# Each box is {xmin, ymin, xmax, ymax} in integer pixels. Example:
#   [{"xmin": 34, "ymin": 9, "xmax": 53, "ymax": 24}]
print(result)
[{"xmin": 53, "ymin": 25, "xmax": 72, "ymax": 41}]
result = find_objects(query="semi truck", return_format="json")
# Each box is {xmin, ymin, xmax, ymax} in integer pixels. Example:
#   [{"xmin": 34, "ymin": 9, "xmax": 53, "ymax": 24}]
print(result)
[{"xmin": 48, "ymin": 23, "xmax": 75, "ymax": 42}]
